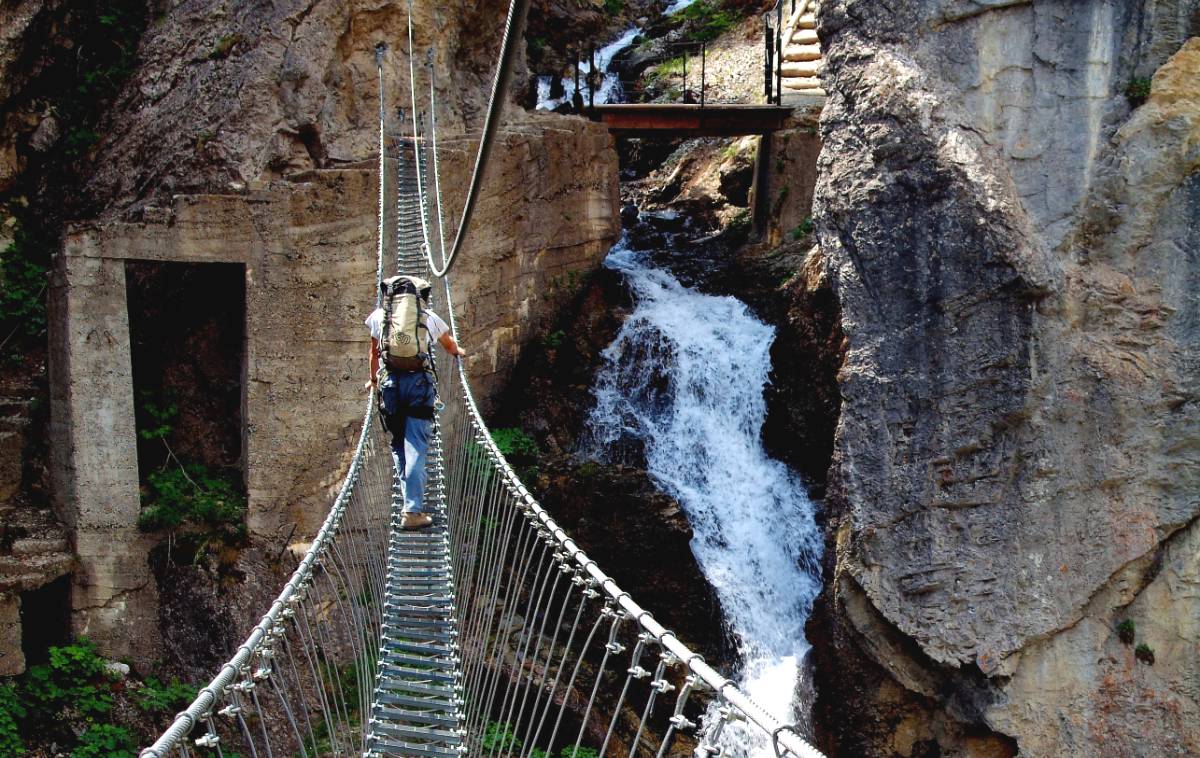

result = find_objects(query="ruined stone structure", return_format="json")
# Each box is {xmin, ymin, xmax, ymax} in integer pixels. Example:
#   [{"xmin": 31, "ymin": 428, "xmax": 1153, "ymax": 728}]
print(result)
[
  {"xmin": 1, "ymin": 0, "xmax": 619, "ymax": 670},
  {"xmin": 44, "ymin": 120, "xmax": 617, "ymax": 664}
]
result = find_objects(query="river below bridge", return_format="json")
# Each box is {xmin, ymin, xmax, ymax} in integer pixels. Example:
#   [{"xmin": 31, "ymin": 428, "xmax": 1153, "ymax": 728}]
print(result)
[{"xmin": 586, "ymin": 234, "xmax": 824, "ymax": 754}]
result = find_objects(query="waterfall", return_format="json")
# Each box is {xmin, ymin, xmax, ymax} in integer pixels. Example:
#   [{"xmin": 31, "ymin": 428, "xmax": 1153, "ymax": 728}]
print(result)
[
  {"xmin": 588, "ymin": 238, "xmax": 823, "ymax": 755},
  {"xmin": 536, "ymin": 26, "xmax": 641, "ymax": 110}
]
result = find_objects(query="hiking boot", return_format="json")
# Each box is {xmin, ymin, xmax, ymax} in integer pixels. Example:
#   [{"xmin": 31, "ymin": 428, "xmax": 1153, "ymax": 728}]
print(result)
[{"xmin": 401, "ymin": 512, "xmax": 434, "ymax": 530}]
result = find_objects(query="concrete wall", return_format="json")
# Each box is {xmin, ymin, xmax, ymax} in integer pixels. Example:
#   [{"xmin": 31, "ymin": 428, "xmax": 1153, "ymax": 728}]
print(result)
[
  {"xmin": 425, "ymin": 115, "xmax": 622, "ymax": 414},
  {"xmin": 47, "ymin": 114, "xmax": 620, "ymax": 660},
  {"xmin": 51, "ymin": 170, "xmax": 378, "ymax": 657}
]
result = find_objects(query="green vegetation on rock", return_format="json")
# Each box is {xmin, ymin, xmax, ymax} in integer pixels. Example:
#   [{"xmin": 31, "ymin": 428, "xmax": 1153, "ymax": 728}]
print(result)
[
  {"xmin": 678, "ymin": 0, "xmax": 741, "ymax": 43},
  {"xmin": 482, "ymin": 720, "xmax": 600, "ymax": 758},
  {"xmin": 0, "ymin": 684, "xmax": 24, "ymax": 756},
  {"xmin": 0, "ymin": 218, "xmax": 48, "ymax": 365},
  {"xmin": 134, "ymin": 677, "xmax": 198, "ymax": 714},
  {"xmin": 1116, "ymin": 618, "xmax": 1135, "ymax": 645},
  {"xmin": 0, "ymin": 639, "xmax": 191, "ymax": 755},
  {"xmin": 1125, "ymin": 76, "xmax": 1152, "ymax": 107},
  {"xmin": 792, "ymin": 216, "xmax": 814, "ymax": 240},
  {"xmin": 73, "ymin": 724, "xmax": 137, "ymax": 758},
  {"xmin": 492, "ymin": 427, "xmax": 540, "ymax": 459},
  {"xmin": 138, "ymin": 463, "xmax": 248, "ymax": 540}
]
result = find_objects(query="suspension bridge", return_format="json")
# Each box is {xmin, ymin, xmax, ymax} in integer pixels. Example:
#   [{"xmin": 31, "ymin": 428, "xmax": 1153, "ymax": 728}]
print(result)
[{"xmin": 134, "ymin": 2, "xmax": 825, "ymax": 756}]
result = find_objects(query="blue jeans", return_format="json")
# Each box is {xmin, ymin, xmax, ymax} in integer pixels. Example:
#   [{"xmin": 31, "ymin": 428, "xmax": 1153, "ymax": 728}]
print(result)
[{"xmin": 379, "ymin": 371, "xmax": 435, "ymax": 514}]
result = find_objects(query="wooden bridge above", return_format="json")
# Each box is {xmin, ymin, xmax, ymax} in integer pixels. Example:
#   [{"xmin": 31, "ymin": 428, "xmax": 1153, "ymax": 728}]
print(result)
[{"xmin": 590, "ymin": 104, "xmax": 793, "ymax": 137}]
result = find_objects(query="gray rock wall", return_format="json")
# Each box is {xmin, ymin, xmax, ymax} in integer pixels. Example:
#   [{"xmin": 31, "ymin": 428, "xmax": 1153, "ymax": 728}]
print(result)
[{"xmin": 812, "ymin": 0, "xmax": 1199, "ymax": 754}]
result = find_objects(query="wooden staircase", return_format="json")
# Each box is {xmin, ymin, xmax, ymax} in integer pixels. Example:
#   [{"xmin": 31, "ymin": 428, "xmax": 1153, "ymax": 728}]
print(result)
[{"xmin": 778, "ymin": 0, "xmax": 825, "ymax": 105}]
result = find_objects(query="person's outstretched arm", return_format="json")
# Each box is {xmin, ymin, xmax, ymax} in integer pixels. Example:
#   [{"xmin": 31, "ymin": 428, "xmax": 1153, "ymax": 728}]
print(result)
[
  {"xmin": 439, "ymin": 332, "xmax": 466, "ymax": 357},
  {"xmin": 366, "ymin": 337, "xmax": 381, "ymax": 389}
]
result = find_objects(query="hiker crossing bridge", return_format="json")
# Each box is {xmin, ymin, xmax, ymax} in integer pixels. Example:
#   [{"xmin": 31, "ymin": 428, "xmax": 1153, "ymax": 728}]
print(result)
[{"xmin": 135, "ymin": 1, "xmax": 826, "ymax": 756}]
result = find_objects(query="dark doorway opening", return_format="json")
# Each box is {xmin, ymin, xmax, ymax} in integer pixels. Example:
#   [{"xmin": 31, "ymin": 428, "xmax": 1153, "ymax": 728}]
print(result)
[
  {"xmin": 125, "ymin": 261, "xmax": 247, "ymax": 483},
  {"xmin": 20, "ymin": 576, "xmax": 71, "ymax": 666}
]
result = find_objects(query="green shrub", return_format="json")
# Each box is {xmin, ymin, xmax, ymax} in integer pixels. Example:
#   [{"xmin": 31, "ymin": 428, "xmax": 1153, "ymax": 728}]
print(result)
[
  {"xmin": 1116, "ymin": 619, "xmax": 1135, "ymax": 645},
  {"xmin": 648, "ymin": 56, "xmax": 686, "ymax": 83},
  {"xmin": 562, "ymin": 747, "xmax": 600, "ymax": 758},
  {"xmin": 543, "ymin": 329, "xmax": 566, "ymax": 349},
  {"xmin": 0, "ymin": 684, "xmax": 25, "ymax": 756},
  {"xmin": 137, "ymin": 390, "xmax": 178, "ymax": 441},
  {"xmin": 679, "ymin": 0, "xmax": 740, "ymax": 43},
  {"xmin": 0, "ymin": 221, "xmax": 49, "ymax": 360},
  {"xmin": 134, "ymin": 677, "xmax": 197, "ymax": 714},
  {"xmin": 1135, "ymin": 643, "xmax": 1155, "ymax": 665},
  {"xmin": 791, "ymin": 217, "xmax": 814, "ymax": 240},
  {"xmin": 138, "ymin": 463, "xmax": 247, "ymax": 538},
  {"xmin": 73, "ymin": 724, "xmax": 136, "ymax": 758},
  {"xmin": 492, "ymin": 428, "xmax": 540, "ymax": 482},
  {"xmin": 603, "ymin": 0, "xmax": 623, "ymax": 15},
  {"xmin": 1126, "ymin": 76, "xmax": 1152, "ymax": 106},
  {"xmin": 482, "ymin": 721, "xmax": 521, "ymax": 752},
  {"xmin": 492, "ymin": 428, "xmax": 539, "ymax": 460},
  {"xmin": 20, "ymin": 640, "xmax": 114, "ymax": 724}
]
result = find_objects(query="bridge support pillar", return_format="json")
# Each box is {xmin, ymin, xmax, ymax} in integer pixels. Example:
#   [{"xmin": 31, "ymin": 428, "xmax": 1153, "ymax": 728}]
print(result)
[
  {"xmin": 48, "ymin": 252, "xmax": 161, "ymax": 663},
  {"xmin": 751, "ymin": 131, "xmax": 772, "ymax": 239}
]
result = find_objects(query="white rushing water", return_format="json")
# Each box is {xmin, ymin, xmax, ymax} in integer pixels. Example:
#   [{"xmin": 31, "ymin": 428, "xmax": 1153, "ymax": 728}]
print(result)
[
  {"xmin": 588, "ymin": 239, "xmax": 823, "ymax": 755},
  {"xmin": 535, "ymin": 1, "xmax": 702, "ymax": 110},
  {"xmin": 536, "ymin": 26, "xmax": 641, "ymax": 110}
]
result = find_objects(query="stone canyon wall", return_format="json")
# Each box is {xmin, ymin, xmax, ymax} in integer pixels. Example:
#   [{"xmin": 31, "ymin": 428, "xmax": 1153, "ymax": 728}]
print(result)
[{"xmin": 811, "ymin": 0, "xmax": 1200, "ymax": 755}]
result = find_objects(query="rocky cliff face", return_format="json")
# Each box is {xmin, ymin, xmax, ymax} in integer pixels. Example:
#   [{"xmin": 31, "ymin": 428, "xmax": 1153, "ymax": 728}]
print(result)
[{"xmin": 811, "ymin": 0, "xmax": 1200, "ymax": 755}]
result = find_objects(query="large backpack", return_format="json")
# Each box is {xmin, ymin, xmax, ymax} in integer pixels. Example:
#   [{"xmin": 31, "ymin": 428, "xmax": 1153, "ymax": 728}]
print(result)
[{"xmin": 380, "ymin": 275, "xmax": 433, "ymax": 372}]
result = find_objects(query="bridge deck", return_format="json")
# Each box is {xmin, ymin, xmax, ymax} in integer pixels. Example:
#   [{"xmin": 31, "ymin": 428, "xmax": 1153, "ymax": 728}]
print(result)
[
  {"xmin": 367, "ymin": 142, "xmax": 466, "ymax": 757},
  {"xmin": 590, "ymin": 103, "xmax": 792, "ymax": 136}
]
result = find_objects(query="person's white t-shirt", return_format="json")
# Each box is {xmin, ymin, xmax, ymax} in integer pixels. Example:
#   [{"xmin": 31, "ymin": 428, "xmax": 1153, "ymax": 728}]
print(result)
[{"xmin": 365, "ymin": 307, "xmax": 449, "ymax": 344}]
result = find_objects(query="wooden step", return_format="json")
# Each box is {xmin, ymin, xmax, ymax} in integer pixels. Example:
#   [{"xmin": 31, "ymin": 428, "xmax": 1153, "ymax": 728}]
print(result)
[
  {"xmin": 782, "ymin": 83, "xmax": 826, "ymax": 96},
  {"xmin": 781, "ymin": 59, "xmax": 823, "ymax": 78},
  {"xmin": 782, "ymin": 44, "xmax": 822, "ymax": 62},
  {"xmin": 790, "ymin": 28, "xmax": 818, "ymax": 45},
  {"xmin": 797, "ymin": 12, "xmax": 816, "ymax": 29},
  {"xmin": 782, "ymin": 77, "xmax": 823, "ymax": 90}
]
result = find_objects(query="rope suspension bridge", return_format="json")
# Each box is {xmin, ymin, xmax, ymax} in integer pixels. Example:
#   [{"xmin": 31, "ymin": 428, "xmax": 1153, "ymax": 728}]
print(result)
[{"xmin": 136, "ymin": 3, "xmax": 824, "ymax": 756}]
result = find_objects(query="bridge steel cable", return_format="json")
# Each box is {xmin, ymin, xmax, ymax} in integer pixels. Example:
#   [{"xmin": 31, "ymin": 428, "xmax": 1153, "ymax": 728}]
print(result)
[{"xmin": 411, "ymin": 0, "xmax": 531, "ymax": 278}]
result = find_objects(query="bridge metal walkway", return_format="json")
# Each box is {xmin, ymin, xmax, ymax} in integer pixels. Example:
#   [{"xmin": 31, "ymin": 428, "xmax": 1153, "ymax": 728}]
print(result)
[{"xmin": 366, "ymin": 139, "xmax": 466, "ymax": 757}]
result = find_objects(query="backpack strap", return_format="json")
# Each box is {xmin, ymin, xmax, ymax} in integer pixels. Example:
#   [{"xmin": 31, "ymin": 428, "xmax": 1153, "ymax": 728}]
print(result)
[{"xmin": 380, "ymin": 279, "xmax": 395, "ymax": 368}]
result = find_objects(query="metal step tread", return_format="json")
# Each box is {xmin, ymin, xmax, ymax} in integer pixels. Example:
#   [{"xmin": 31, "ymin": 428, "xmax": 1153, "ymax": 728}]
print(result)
[
  {"xmin": 381, "ymin": 651, "xmax": 459, "ymax": 671},
  {"xmin": 377, "ymin": 677, "xmax": 462, "ymax": 699},
  {"xmin": 374, "ymin": 704, "xmax": 461, "ymax": 728},
  {"xmin": 382, "ymin": 638, "xmax": 458, "ymax": 657},
  {"xmin": 366, "ymin": 735, "xmax": 462, "ymax": 757},
  {"xmin": 376, "ymin": 662, "xmax": 458, "ymax": 684},
  {"xmin": 376, "ymin": 691, "xmax": 461, "ymax": 713},
  {"xmin": 369, "ymin": 720, "xmax": 464, "ymax": 745}
]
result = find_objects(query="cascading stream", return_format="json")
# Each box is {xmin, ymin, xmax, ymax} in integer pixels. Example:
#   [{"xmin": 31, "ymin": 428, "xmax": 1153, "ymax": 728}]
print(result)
[
  {"xmin": 535, "ymin": 0, "xmax": 702, "ymax": 110},
  {"xmin": 588, "ymin": 238, "xmax": 823, "ymax": 755}
]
